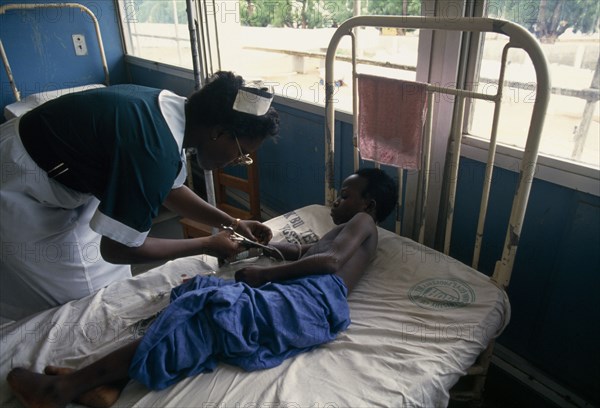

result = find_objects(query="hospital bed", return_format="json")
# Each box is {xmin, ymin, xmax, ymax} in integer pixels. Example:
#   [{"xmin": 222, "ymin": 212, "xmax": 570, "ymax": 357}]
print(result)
[{"xmin": 0, "ymin": 7, "xmax": 549, "ymax": 408}]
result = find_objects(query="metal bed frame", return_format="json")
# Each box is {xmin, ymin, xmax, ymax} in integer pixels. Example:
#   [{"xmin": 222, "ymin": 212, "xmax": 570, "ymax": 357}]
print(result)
[{"xmin": 324, "ymin": 15, "xmax": 550, "ymax": 402}]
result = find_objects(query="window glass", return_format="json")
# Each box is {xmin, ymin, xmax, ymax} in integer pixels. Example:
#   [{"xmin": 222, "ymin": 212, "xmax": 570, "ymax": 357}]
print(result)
[
  {"xmin": 468, "ymin": 0, "xmax": 599, "ymax": 168},
  {"xmin": 222, "ymin": 0, "xmax": 422, "ymax": 111},
  {"xmin": 120, "ymin": 0, "xmax": 192, "ymax": 67},
  {"xmin": 120, "ymin": 0, "xmax": 422, "ymax": 111}
]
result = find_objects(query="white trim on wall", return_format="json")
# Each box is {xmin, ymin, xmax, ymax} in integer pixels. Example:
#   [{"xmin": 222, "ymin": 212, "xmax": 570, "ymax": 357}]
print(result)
[{"xmin": 462, "ymin": 137, "xmax": 600, "ymax": 196}]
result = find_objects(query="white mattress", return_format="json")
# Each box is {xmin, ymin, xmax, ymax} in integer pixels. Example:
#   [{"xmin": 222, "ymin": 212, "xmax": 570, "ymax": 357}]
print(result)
[
  {"xmin": 3, "ymin": 84, "xmax": 106, "ymax": 120},
  {"xmin": 0, "ymin": 204, "xmax": 510, "ymax": 407}
]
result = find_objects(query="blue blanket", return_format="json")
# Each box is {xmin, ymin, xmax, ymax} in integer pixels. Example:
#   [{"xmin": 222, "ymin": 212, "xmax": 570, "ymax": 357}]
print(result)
[{"xmin": 129, "ymin": 274, "xmax": 350, "ymax": 390}]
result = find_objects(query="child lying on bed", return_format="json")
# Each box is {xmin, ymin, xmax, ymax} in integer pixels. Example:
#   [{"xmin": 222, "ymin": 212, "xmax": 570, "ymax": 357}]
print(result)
[{"xmin": 7, "ymin": 168, "xmax": 398, "ymax": 408}]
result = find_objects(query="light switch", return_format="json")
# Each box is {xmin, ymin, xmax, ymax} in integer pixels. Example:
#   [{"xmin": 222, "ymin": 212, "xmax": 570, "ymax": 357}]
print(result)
[{"xmin": 72, "ymin": 34, "xmax": 88, "ymax": 56}]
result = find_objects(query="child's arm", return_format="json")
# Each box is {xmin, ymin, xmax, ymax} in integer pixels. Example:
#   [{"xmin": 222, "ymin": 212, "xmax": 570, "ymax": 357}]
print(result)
[
  {"xmin": 263, "ymin": 242, "xmax": 313, "ymax": 261},
  {"xmin": 235, "ymin": 213, "xmax": 377, "ymax": 290}
]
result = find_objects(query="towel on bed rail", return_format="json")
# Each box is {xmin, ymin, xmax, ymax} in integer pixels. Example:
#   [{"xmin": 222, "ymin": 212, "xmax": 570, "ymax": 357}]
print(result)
[
  {"xmin": 358, "ymin": 74, "xmax": 428, "ymax": 169},
  {"xmin": 129, "ymin": 273, "xmax": 350, "ymax": 390}
]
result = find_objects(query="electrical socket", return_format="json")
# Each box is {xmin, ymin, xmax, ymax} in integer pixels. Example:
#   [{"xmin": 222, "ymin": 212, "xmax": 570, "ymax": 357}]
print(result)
[{"xmin": 72, "ymin": 34, "xmax": 88, "ymax": 56}]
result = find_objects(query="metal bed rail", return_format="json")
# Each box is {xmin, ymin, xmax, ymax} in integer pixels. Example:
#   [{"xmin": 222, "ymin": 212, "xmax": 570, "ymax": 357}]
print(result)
[{"xmin": 324, "ymin": 16, "xmax": 550, "ymax": 290}]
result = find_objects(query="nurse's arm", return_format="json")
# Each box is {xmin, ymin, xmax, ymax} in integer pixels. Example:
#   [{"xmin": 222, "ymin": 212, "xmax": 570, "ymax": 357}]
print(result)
[
  {"xmin": 163, "ymin": 185, "xmax": 238, "ymax": 228},
  {"xmin": 163, "ymin": 185, "xmax": 272, "ymax": 244},
  {"xmin": 100, "ymin": 231, "xmax": 240, "ymax": 265}
]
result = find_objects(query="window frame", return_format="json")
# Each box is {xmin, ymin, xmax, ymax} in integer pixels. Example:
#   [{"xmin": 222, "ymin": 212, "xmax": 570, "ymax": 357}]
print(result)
[{"xmin": 460, "ymin": 0, "xmax": 599, "ymax": 196}]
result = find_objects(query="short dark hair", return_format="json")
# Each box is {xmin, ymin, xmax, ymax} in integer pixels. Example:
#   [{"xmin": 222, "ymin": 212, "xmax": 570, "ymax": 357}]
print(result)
[
  {"xmin": 355, "ymin": 168, "xmax": 398, "ymax": 223},
  {"xmin": 185, "ymin": 71, "xmax": 279, "ymax": 143}
]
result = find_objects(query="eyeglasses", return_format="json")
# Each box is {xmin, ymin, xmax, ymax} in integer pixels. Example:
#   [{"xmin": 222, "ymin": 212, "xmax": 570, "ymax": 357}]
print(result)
[{"xmin": 233, "ymin": 136, "xmax": 254, "ymax": 166}]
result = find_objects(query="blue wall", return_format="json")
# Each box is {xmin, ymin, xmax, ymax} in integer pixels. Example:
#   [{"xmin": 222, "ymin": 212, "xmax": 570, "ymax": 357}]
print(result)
[
  {"xmin": 449, "ymin": 159, "xmax": 599, "ymax": 404},
  {"xmin": 127, "ymin": 61, "xmax": 196, "ymax": 99},
  {"xmin": 0, "ymin": 0, "xmax": 128, "ymax": 120}
]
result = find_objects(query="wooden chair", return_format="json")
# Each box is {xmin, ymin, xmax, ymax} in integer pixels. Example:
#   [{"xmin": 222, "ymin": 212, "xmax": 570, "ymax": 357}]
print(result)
[{"xmin": 180, "ymin": 152, "xmax": 260, "ymax": 238}]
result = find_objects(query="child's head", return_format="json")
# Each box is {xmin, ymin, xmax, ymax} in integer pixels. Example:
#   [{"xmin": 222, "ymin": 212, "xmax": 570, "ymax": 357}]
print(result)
[{"xmin": 330, "ymin": 168, "xmax": 398, "ymax": 224}]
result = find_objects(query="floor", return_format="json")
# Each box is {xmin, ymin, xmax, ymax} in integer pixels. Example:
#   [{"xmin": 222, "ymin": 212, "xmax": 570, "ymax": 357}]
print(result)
[{"xmin": 136, "ymin": 214, "xmax": 562, "ymax": 408}]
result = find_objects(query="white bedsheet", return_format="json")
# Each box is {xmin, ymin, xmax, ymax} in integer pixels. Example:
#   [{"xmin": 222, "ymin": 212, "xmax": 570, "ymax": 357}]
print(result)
[{"xmin": 0, "ymin": 205, "xmax": 509, "ymax": 407}]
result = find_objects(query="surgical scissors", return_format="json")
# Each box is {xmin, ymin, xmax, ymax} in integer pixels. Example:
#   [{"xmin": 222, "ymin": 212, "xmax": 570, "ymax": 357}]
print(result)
[
  {"xmin": 222, "ymin": 225, "xmax": 267, "ymax": 249},
  {"xmin": 221, "ymin": 225, "xmax": 285, "ymax": 260}
]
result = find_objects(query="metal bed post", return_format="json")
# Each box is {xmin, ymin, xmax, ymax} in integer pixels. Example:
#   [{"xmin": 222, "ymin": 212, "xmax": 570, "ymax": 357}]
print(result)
[
  {"xmin": 351, "ymin": 32, "xmax": 360, "ymax": 171},
  {"xmin": 443, "ymin": 95, "xmax": 466, "ymax": 255},
  {"xmin": 0, "ymin": 39, "xmax": 19, "ymax": 102},
  {"xmin": 185, "ymin": 0, "xmax": 203, "ymax": 90},
  {"xmin": 185, "ymin": 0, "xmax": 202, "ymax": 194},
  {"xmin": 395, "ymin": 168, "xmax": 403, "ymax": 235},
  {"xmin": 415, "ymin": 92, "xmax": 435, "ymax": 244},
  {"xmin": 492, "ymin": 22, "xmax": 550, "ymax": 288},
  {"xmin": 472, "ymin": 44, "xmax": 510, "ymax": 269},
  {"xmin": 325, "ymin": 15, "xmax": 550, "ymax": 286},
  {"xmin": 185, "ymin": 0, "xmax": 220, "ymax": 232}
]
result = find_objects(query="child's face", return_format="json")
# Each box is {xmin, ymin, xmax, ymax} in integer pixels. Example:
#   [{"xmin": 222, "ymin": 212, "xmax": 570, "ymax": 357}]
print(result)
[{"xmin": 330, "ymin": 175, "xmax": 370, "ymax": 225}]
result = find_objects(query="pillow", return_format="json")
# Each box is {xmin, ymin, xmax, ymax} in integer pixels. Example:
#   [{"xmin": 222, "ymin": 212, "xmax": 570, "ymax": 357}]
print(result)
[
  {"xmin": 216, "ymin": 205, "xmax": 334, "ymax": 278},
  {"xmin": 266, "ymin": 204, "xmax": 335, "ymax": 244}
]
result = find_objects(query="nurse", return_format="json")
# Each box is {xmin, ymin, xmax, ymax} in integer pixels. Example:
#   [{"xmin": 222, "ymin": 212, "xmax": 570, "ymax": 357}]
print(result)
[{"xmin": 0, "ymin": 71, "xmax": 280, "ymax": 321}]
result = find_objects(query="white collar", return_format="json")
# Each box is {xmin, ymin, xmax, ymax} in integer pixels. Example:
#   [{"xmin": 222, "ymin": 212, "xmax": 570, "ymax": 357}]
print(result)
[{"xmin": 158, "ymin": 90, "xmax": 186, "ymax": 151}]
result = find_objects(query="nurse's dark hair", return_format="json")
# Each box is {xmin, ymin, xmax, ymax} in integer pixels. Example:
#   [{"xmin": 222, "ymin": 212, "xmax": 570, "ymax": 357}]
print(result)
[
  {"xmin": 185, "ymin": 71, "xmax": 279, "ymax": 143},
  {"xmin": 355, "ymin": 168, "xmax": 398, "ymax": 223}
]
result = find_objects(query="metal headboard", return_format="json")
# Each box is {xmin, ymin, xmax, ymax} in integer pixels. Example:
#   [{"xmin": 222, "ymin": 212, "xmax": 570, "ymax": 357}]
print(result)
[{"xmin": 324, "ymin": 16, "xmax": 550, "ymax": 289}]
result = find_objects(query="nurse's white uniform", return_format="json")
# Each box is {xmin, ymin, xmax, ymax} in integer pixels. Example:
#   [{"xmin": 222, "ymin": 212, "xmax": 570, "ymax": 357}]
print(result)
[{"xmin": 0, "ymin": 89, "xmax": 187, "ymax": 321}]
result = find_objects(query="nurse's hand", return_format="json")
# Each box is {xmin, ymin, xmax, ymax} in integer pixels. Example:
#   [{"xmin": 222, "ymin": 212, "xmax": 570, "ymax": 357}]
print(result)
[
  {"xmin": 237, "ymin": 220, "xmax": 272, "ymax": 245},
  {"xmin": 204, "ymin": 230, "xmax": 242, "ymax": 259}
]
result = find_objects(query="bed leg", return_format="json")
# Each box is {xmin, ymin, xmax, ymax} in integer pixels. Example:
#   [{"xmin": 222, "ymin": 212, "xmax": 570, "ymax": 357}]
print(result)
[{"xmin": 449, "ymin": 341, "xmax": 495, "ymax": 406}]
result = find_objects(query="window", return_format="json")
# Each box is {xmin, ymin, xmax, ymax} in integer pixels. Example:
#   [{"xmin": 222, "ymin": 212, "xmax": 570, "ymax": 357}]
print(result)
[
  {"xmin": 120, "ymin": 0, "xmax": 192, "ymax": 67},
  {"xmin": 117, "ymin": 0, "xmax": 599, "ymax": 184},
  {"xmin": 467, "ymin": 0, "xmax": 599, "ymax": 169},
  {"xmin": 216, "ymin": 0, "xmax": 423, "ymax": 111},
  {"xmin": 119, "ymin": 0, "xmax": 423, "ymax": 111}
]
